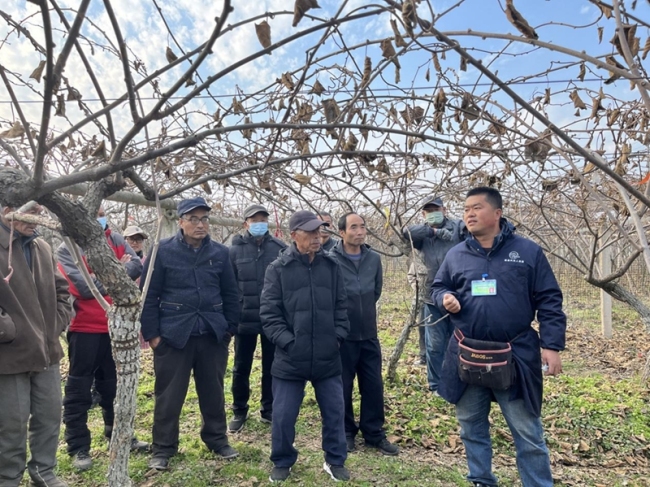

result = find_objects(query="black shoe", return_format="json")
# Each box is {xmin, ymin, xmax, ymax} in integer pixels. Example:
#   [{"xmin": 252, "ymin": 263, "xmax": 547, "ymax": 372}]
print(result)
[
  {"xmin": 269, "ymin": 466, "xmax": 291, "ymax": 482},
  {"xmin": 214, "ymin": 444, "xmax": 239, "ymax": 459},
  {"xmin": 365, "ymin": 438, "xmax": 399, "ymax": 456},
  {"xmin": 148, "ymin": 456, "xmax": 169, "ymax": 471},
  {"xmin": 130, "ymin": 437, "xmax": 150, "ymax": 452},
  {"xmin": 260, "ymin": 412, "xmax": 272, "ymax": 424},
  {"xmin": 29, "ymin": 477, "xmax": 68, "ymax": 487},
  {"xmin": 323, "ymin": 462, "xmax": 350, "ymax": 481},
  {"xmin": 228, "ymin": 413, "xmax": 248, "ymax": 432},
  {"xmin": 472, "ymin": 483, "xmax": 497, "ymax": 487},
  {"xmin": 418, "ymin": 356, "xmax": 427, "ymax": 365},
  {"xmin": 71, "ymin": 450, "xmax": 92, "ymax": 471},
  {"xmin": 346, "ymin": 436, "xmax": 356, "ymax": 452}
]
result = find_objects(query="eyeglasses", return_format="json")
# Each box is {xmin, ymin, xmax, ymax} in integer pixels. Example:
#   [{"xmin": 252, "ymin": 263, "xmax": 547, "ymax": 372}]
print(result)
[
  {"xmin": 127, "ymin": 237, "xmax": 144, "ymax": 243},
  {"xmin": 182, "ymin": 216, "xmax": 210, "ymax": 225}
]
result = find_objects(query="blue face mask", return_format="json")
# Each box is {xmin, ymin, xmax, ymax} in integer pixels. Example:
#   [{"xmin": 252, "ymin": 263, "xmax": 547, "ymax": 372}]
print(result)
[
  {"xmin": 97, "ymin": 216, "xmax": 108, "ymax": 229},
  {"xmin": 425, "ymin": 211, "xmax": 444, "ymax": 226},
  {"xmin": 248, "ymin": 222, "xmax": 268, "ymax": 237}
]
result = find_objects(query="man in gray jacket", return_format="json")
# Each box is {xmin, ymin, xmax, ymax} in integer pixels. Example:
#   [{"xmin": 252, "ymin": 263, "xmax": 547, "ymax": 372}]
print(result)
[
  {"xmin": 0, "ymin": 203, "xmax": 73, "ymax": 487},
  {"xmin": 403, "ymin": 197, "xmax": 464, "ymax": 394},
  {"xmin": 329, "ymin": 212, "xmax": 398, "ymax": 456}
]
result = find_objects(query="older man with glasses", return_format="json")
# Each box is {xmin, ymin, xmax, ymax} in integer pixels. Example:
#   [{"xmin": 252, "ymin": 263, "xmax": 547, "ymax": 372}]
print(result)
[{"xmin": 140, "ymin": 197, "xmax": 241, "ymax": 471}]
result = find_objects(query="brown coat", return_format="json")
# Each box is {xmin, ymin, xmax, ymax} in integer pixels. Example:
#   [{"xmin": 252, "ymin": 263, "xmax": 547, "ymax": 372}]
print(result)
[{"xmin": 0, "ymin": 225, "xmax": 73, "ymax": 374}]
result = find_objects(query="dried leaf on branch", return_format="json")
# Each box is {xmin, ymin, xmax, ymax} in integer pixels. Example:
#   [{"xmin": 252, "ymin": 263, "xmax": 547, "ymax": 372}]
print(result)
[
  {"xmin": 434, "ymin": 89, "xmax": 447, "ymax": 112},
  {"xmin": 590, "ymin": 91, "xmax": 605, "ymax": 119},
  {"xmin": 361, "ymin": 56, "xmax": 372, "ymax": 88},
  {"xmin": 91, "ymin": 140, "xmax": 106, "ymax": 159},
  {"xmin": 432, "ymin": 51, "xmax": 442, "ymax": 73},
  {"xmin": 0, "ymin": 121, "xmax": 25, "ymax": 139},
  {"xmin": 642, "ymin": 37, "xmax": 650, "ymax": 60},
  {"xmin": 591, "ymin": 0, "xmax": 612, "ymax": 18},
  {"xmin": 241, "ymin": 116, "xmax": 254, "ymax": 140},
  {"xmin": 598, "ymin": 26, "xmax": 604, "ymax": 44},
  {"xmin": 293, "ymin": 0, "xmax": 320, "ymax": 27},
  {"xmin": 390, "ymin": 19, "xmax": 408, "ymax": 47},
  {"xmin": 255, "ymin": 20, "xmax": 272, "ymax": 50},
  {"xmin": 505, "ymin": 0, "xmax": 538, "ymax": 40},
  {"xmin": 460, "ymin": 56, "xmax": 468, "ymax": 71},
  {"xmin": 610, "ymin": 23, "xmax": 637, "ymax": 58},
  {"xmin": 67, "ymin": 87, "xmax": 82, "ymax": 101},
  {"xmin": 29, "ymin": 60, "xmax": 46, "ymax": 83},
  {"xmin": 380, "ymin": 38, "xmax": 400, "ymax": 68},
  {"xmin": 185, "ymin": 76, "xmax": 196, "ymax": 87},
  {"xmin": 543, "ymin": 87, "xmax": 551, "ymax": 105},
  {"xmin": 310, "ymin": 80, "xmax": 325, "ymax": 96},
  {"xmin": 402, "ymin": 0, "xmax": 417, "ymax": 37},
  {"xmin": 607, "ymin": 108, "xmax": 621, "ymax": 127},
  {"xmin": 165, "ymin": 46, "xmax": 178, "ymax": 63},
  {"xmin": 342, "ymin": 132, "xmax": 358, "ymax": 159},
  {"xmin": 524, "ymin": 137, "xmax": 551, "ymax": 162},
  {"xmin": 322, "ymin": 98, "xmax": 340, "ymax": 123},
  {"xmin": 578, "ymin": 63, "xmax": 586, "ymax": 81},
  {"xmin": 55, "ymin": 94, "xmax": 66, "ymax": 117},
  {"xmin": 279, "ymin": 72, "xmax": 295, "ymax": 90},
  {"xmin": 201, "ymin": 181, "xmax": 212, "ymax": 194},
  {"xmin": 461, "ymin": 92, "xmax": 480, "ymax": 120},
  {"xmin": 570, "ymin": 90, "xmax": 587, "ymax": 110},
  {"xmin": 604, "ymin": 55, "xmax": 626, "ymax": 84},
  {"xmin": 232, "ymin": 97, "xmax": 246, "ymax": 115},
  {"xmin": 293, "ymin": 173, "xmax": 312, "ymax": 185}
]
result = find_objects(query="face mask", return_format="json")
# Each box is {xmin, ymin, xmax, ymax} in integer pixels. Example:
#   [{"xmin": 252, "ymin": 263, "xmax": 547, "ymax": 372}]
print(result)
[
  {"xmin": 97, "ymin": 216, "xmax": 108, "ymax": 229},
  {"xmin": 425, "ymin": 211, "xmax": 444, "ymax": 226},
  {"xmin": 248, "ymin": 222, "xmax": 268, "ymax": 237}
]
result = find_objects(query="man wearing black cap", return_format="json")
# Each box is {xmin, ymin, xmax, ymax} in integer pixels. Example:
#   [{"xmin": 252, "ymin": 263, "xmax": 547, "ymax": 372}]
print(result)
[
  {"xmin": 228, "ymin": 204, "xmax": 287, "ymax": 432},
  {"xmin": 260, "ymin": 210, "xmax": 350, "ymax": 483},
  {"xmin": 403, "ymin": 196, "xmax": 464, "ymax": 395},
  {"xmin": 140, "ymin": 197, "xmax": 241, "ymax": 470}
]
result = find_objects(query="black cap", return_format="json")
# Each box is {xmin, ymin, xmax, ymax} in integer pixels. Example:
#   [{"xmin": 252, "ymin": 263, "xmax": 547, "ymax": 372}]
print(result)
[
  {"xmin": 177, "ymin": 197, "xmax": 211, "ymax": 217},
  {"xmin": 289, "ymin": 210, "xmax": 329, "ymax": 232},
  {"xmin": 421, "ymin": 196, "xmax": 443, "ymax": 209},
  {"xmin": 243, "ymin": 204, "xmax": 269, "ymax": 220}
]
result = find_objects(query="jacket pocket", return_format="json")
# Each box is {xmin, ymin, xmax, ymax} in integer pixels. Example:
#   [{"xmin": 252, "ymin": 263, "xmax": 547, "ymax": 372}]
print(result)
[
  {"xmin": 160, "ymin": 302, "xmax": 184, "ymax": 312},
  {"xmin": 0, "ymin": 309, "xmax": 17, "ymax": 343}
]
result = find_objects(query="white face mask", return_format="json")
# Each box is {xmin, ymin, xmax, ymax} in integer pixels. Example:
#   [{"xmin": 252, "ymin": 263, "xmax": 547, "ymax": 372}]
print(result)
[{"xmin": 425, "ymin": 211, "xmax": 444, "ymax": 226}]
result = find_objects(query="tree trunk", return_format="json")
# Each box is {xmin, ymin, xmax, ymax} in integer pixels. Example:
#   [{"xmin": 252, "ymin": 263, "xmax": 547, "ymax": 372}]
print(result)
[
  {"xmin": 107, "ymin": 305, "xmax": 141, "ymax": 487},
  {"xmin": 386, "ymin": 298, "xmax": 423, "ymax": 382},
  {"xmin": 591, "ymin": 279, "xmax": 650, "ymax": 332}
]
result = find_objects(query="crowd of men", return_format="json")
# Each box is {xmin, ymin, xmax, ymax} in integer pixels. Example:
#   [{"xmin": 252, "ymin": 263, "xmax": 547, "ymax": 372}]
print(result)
[{"xmin": 0, "ymin": 186, "xmax": 566, "ymax": 487}]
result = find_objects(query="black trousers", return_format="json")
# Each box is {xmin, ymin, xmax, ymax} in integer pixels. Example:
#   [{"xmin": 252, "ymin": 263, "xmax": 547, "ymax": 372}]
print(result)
[
  {"xmin": 231, "ymin": 332, "xmax": 274, "ymax": 417},
  {"xmin": 340, "ymin": 338, "xmax": 386, "ymax": 444},
  {"xmin": 63, "ymin": 332, "xmax": 116, "ymax": 454},
  {"xmin": 152, "ymin": 335, "xmax": 229, "ymax": 458}
]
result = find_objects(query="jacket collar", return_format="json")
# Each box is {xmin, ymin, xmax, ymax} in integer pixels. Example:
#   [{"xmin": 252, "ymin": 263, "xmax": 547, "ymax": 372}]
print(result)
[
  {"xmin": 175, "ymin": 229, "xmax": 211, "ymax": 250},
  {"xmin": 278, "ymin": 242, "xmax": 336, "ymax": 266},
  {"xmin": 331, "ymin": 239, "xmax": 370, "ymax": 256},
  {"xmin": 233, "ymin": 231, "xmax": 270, "ymax": 246},
  {"xmin": 465, "ymin": 218, "xmax": 515, "ymax": 254},
  {"xmin": 0, "ymin": 221, "xmax": 39, "ymax": 250}
]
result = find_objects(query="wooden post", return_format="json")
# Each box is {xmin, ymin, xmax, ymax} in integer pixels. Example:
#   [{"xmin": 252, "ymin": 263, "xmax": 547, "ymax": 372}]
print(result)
[{"xmin": 601, "ymin": 244, "xmax": 612, "ymax": 338}]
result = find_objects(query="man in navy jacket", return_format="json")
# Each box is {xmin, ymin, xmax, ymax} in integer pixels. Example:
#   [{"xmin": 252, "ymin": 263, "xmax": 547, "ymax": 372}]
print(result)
[
  {"xmin": 432, "ymin": 187, "xmax": 565, "ymax": 487},
  {"xmin": 140, "ymin": 197, "xmax": 241, "ymax": 470}
]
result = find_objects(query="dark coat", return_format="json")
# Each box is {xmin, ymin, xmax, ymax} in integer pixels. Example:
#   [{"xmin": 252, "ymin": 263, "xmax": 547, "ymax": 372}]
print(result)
[
  {"xmin": 321, "ymin": 237, "xmax": 337, "ymax": 252},
  {"xmin": 432, "ymin": 220, "xmax": 566, "ymax": 417},
  {"xmin": 328, "ymin": 241, "xmax": 382, "ymax": 341},
  {"xmin": 140, "ymin": 231, "xmax": 240, "ymax": 349},
  {"xmin": 229, "ymin": 231, "xmax": 287, "ymax": 335},
  {"xmin": 0, "ymin": 226, "xmax": 73, "ymax": 374},
  {"xmin": 260, "ymin": 244, "xmax": 349, "ymax": 381},
  {"xmin": 404, "ymin": 218, "xmax": 464, "ymax": 303}
]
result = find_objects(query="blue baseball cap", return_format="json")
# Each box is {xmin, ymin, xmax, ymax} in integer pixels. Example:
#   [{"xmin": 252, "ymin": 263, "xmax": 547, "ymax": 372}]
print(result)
[{"xmin": 177, "ymin": 197, "xmax": 211, "ymax": 217}]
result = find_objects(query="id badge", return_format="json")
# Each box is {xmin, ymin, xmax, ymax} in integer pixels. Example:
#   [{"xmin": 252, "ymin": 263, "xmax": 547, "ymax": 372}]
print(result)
[{"xmin": 471, "ymin": 279, "xmax": 497, "ymax": 296}]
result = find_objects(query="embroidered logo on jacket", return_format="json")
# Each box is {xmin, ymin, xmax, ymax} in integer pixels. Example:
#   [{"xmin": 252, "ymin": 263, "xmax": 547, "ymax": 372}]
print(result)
[{"xmin": 504, "ymin": 251, "xmax": 524, "ymax": 264}]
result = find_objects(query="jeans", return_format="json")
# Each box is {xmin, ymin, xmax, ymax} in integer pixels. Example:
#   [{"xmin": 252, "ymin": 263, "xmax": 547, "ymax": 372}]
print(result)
[
  {"xmin": 231, "ymin": 332, "xmax": 274, "ymax": 418},
  {"xmin": 270, "ymin": 376, "xmax": 347, "ymax": 468},
  {"xmin": 340, "ymin": 338, "xmax": 386, "ymax": 443},
  {"xmin": 456, "ymin": 385, "xmax": 553, "ymax": 487},
  {"xmin": 423, "ymin": 303, "xmax": 453, "ymax": 392}
]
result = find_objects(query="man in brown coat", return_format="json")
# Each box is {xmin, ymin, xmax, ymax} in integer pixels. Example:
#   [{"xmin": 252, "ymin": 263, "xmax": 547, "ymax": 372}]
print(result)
[{"xmin": 0, "ymin": 202, "xmax": 73, "ymax": 487}]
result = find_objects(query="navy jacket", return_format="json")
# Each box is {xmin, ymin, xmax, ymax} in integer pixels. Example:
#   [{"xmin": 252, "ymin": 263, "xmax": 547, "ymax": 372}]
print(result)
[
  {"xmin": 140, "ymin": 231, "xmax": 240, "ymax": 349},
  {"xmin": 328, "ymin": 241, "xmax": 382, "ymax": 341},
  {"xmin": 229, "ymin": 231, "xmax": 287, "ymax": 335},
  {"xmin": 260, "ymin": 244, "xmax": 349, "ymax": 381},
  {"xmin": 404, "ymin": 218, "xmax": 464, "ymax": 303},
  {"xmin": 432, "ymin": 220, "xmax": 566, "ymax": 417}
]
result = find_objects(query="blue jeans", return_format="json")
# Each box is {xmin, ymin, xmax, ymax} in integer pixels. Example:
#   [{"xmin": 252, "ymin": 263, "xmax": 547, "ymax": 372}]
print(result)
[
  {"xmin": 456, "ymin": 385, "xmax": 553, "ymax": 487},
  {"xmin": 423, "ymin": 303, "xmax": 453, "ymax": 392},
  {"xmin": 271, "ymin": 376, "xmax": 347, "ymax": 468}
]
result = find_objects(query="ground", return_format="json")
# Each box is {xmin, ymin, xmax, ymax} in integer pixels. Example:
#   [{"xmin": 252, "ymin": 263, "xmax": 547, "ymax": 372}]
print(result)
[{"xmin": 29, "ymin": 293, "xmax": 650, "ymax": 486}]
